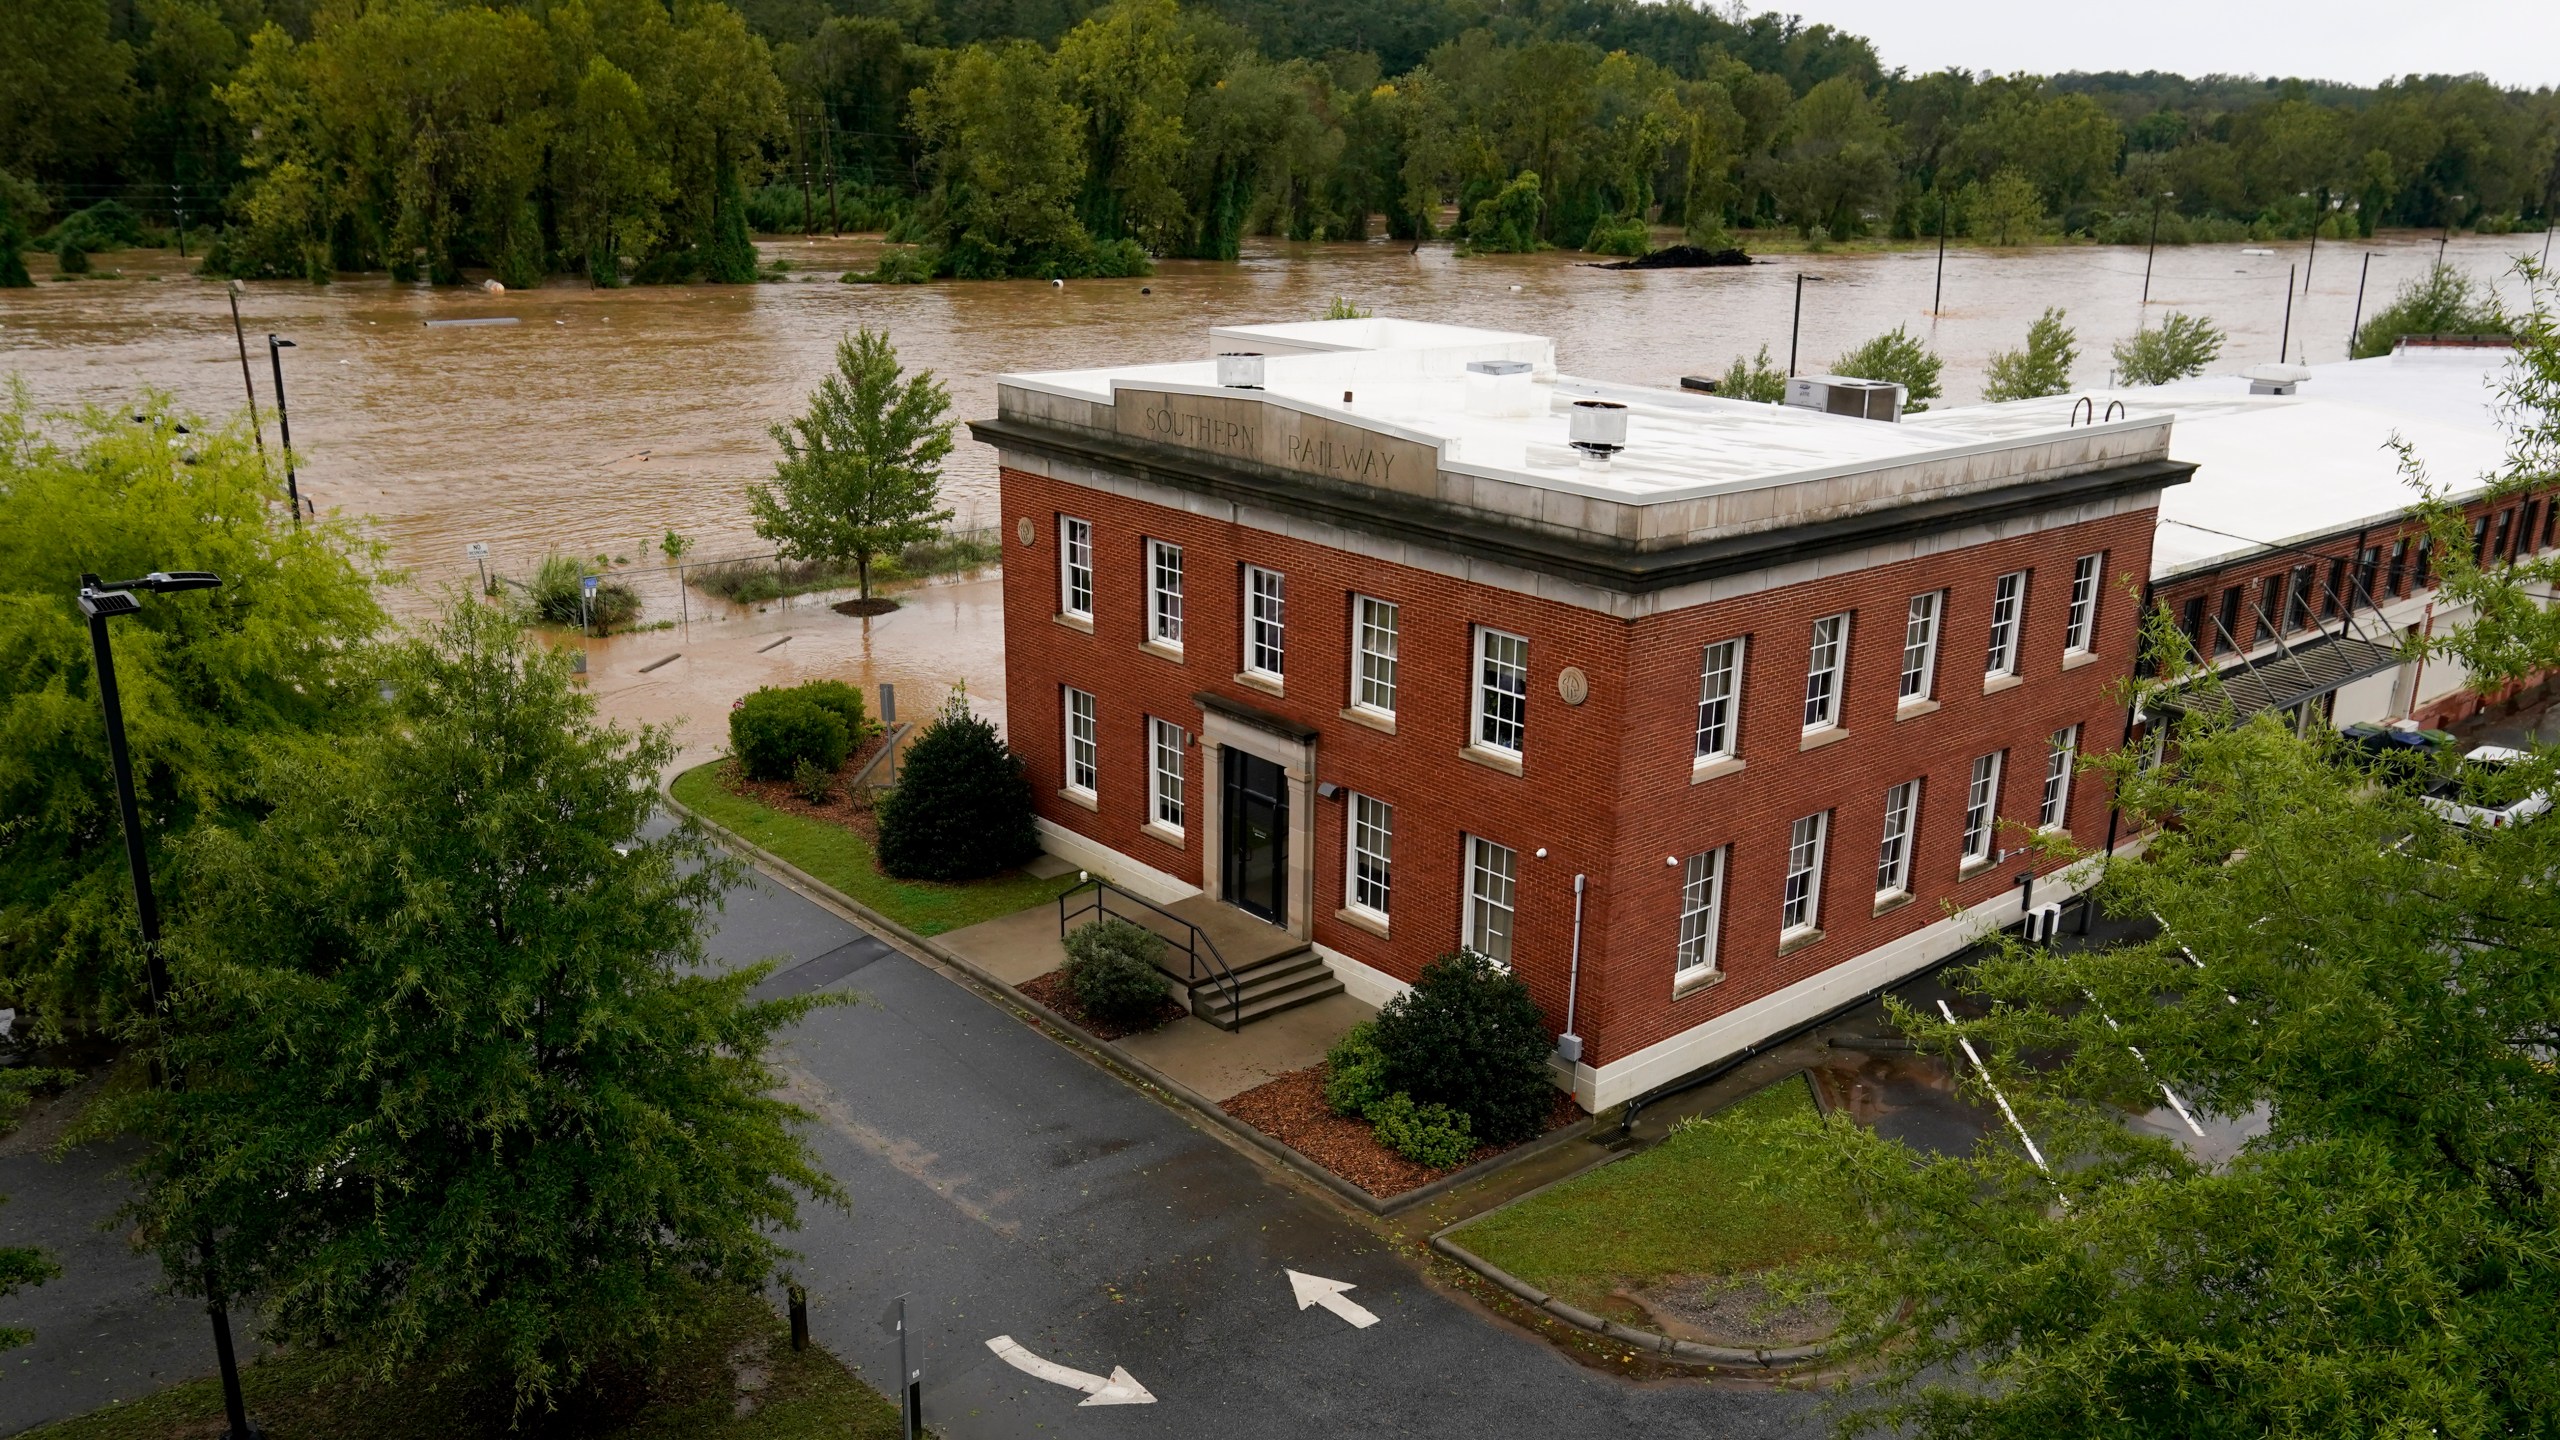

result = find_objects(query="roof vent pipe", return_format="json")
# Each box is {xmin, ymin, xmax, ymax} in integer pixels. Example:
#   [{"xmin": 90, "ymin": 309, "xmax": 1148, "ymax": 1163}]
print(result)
[
  {"xmin": 1216, "ymin": 352, "xmax": 1265, "ymax": 390},
  {"xmin": 1568, "ymin": 399, "xmax": 1628, "ymax": 469}
]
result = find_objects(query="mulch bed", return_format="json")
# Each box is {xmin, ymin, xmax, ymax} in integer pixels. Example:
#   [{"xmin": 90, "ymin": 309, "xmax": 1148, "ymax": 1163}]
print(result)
[
  {"xmin": 1220, "ymin": 1064, "xmax": 1584, "ymax": 1200},
  {"xmin": 1019, "ymin": 968, "xmax": 1190, "ymax": 1041},
  {"xmin": 718, "ymin": 732, "xmax": 890, "ymax": 842}
]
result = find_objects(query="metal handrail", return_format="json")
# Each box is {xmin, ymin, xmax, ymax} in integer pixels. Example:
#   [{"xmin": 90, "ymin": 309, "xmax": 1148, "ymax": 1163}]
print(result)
[{"xmin": 1058, "ymin": 878, "xmax": 1244, "ymax": 1028}]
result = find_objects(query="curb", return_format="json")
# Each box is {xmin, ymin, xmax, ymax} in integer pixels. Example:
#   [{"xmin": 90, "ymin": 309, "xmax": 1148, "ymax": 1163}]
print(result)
[
  {"xmin": 663, "ymin": 775, "xmax": 1591, "ymax": 1218},
  {"xmin": 1426, "ymin": 1234, "xmax": 1834, "ymax": 1370}
]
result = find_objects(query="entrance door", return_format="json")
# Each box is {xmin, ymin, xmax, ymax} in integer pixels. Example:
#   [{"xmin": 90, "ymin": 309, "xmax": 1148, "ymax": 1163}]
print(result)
[{"xmin": 1221, "ymin": 747, "xmax": 1288, "ymax": 927}]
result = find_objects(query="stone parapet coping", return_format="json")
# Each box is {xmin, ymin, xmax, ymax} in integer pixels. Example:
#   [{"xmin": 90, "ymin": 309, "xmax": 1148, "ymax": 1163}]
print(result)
[{"xmin": 663, "ymin": 778, "xmax": 1597, "ymax": 1219}]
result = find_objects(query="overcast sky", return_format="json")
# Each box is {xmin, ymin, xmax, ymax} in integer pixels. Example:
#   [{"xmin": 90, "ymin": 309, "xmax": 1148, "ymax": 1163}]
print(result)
[{"xmin": 1784, "ymin": 0, "xmax": 2560, "ymax": 89}]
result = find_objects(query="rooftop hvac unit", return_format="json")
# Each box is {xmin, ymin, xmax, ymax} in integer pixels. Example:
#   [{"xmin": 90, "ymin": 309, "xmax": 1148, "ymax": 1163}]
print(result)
[
  {"xmin": 1215, "ymin": 352, "xmax": 1265, "ymax": 389},
  {"xmin": 1784, "ymin": 375, "xmax": 1903, "ymax": 422},
  {"xmin": 1465, "ymin": 358, "xmax": 1538, "ymax": 417}
]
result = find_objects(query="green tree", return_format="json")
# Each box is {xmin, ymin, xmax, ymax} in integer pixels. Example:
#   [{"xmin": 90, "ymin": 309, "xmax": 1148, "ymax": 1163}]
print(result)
[
  {"xmin": 1965, "ymin": 167, "xmax": 2049, "ymax": 245},
  {"xmin": 1772, "ymin": 260, "xmax": 2560, "ymax": 1440},
  {"xmin": 98, "ymin": 601, "xmax": 839, "ymax": 1414},
  {"xmin": 0, "ymin": 1070, "xmax": 66, "ymax": 1351},
  {"xmin": 559, "ymin": 56, "xmax": 669, "ymax": 287},
  {"xmin": 1833, "ymin": 325, "xmax": 1943, "ymax": 411},
  {"xmin": 1462, "ymin": 169, "xmax": 1544, "ymax": 253},
  {"xmin": 2112, "ymin": 311, "xmax": 2225, "ymax": 385},
  {"xmin": 875, "ymin": 687, "xmax": 1040, "ymax": 881},
  {"xmin": 2351, "ymin": 261, "xmax": 2509, "ymax": 358},
  {"xmin": 906, "ymin": 40, "xmax": 1101, "ymax": 277},
  {"xmin": 1716, "ymin": 344, "xmax": 1787, "ymax": 403},
  {"xmin": 1982, "ymin": 307, "xmax": 2077, "ymax": 401},
  {"xmin": 0, "ymin": 171, "xmax": 35, "ymax": 287},
  {"xmin": 749, "ymin": 329, "xmax": 955, "ymax": 603},
  {"xmin": 1057, "ymin": 0, "xmax": 1191, "ymax": 251},
  {"xmin": 1761, "ymin": 75, "xmax": 1898, "ymax": 238},
  {"xmin": 0, "ymin": 0, "xmax": 134, "ymax": 181},
  {"xmin": 0, "ymin": 391, "xmax": 387, "ymax": 1039}
]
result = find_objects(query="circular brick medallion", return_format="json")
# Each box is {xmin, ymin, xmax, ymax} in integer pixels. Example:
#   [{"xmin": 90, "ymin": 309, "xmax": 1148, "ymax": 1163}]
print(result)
[{"xmin": 1557, "ymin": 666, "xmax": 1589, "ymax": 705}]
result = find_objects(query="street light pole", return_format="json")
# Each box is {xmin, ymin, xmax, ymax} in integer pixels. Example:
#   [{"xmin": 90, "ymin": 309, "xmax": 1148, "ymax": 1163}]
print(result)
[
  {"xmin": 2280, "ymin": 265, "xmax": 2296, "ymax": 363},
  {"xmin": 2351, "ymin": 252, "xmax": 2376, "ymax": 358},
  {"xmin": 2141, "ymin": 191, "xmax": 2168, "ymax": 307},
  {"xmin": 266, "ymin": 336, "xmax": 301, "ymax": 526},
  {"xmin": 226, "ymin": 284, "xmax": 265, "ymax": 467},
  {"xmin": 1788, "ymin": 273, "xmax": 1822, "ymax": 378},
  {"xmin": 1932, "ymin": 192, "xmax": 1947, "ymax": 316},
  {"xmin": 78, "ymin": 570, "xmax": 261, "ymax": 1440}
]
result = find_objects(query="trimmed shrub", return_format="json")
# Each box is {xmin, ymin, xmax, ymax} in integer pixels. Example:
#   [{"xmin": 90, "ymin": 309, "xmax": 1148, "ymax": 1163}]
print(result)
[
  {"xmin": 1062, "ymin": 917, "xmax": 1172, "ymax": 1026},
  {"xmin": 1323, "ymin": 1021, "xmax": 1391, "ymax": 1117},
  {"xmin": 729, "ymin": 688, "xmax": 850, "ymax": 781},
  {"xmin": 1366, "ymin": 1091, "xmax": 1475, "ymax": 1169},
  {"xmin": 1374, "ymin": 950, "xmax": 1556, "ymax": 1146},
  {"xmin": 793, "ymin": 679, "xmax": 875, "ymax": 745},
  {"xmin": 875, "ymin": 693, "xmax": 1041, "ymax": 881}
]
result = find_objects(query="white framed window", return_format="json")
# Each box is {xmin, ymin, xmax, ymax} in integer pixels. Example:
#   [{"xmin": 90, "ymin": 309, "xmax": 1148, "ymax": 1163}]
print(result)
[
  {"xmin": 1985, "ymin": 570, "xmax": 2027, "ymax": 677},
  {"xmin": 1803, "ymin": 612, "xmax": 1850, "ymax": 731},
  {"xmin": 1876, "ymin": 779, "xmax": 1920, "ymax": 896},
  {"xmin": 1064, "ymin": 688, "xmax": 1098, "ymax": 795},
  {"xmin": 1348, "ymin": 794, "xmax": 1393, "ymax": 920},
  {"xmin": 1781, "ymin": 812, "xmax": 1828, "ymax": 935},
  {"xmin": 1353, "ymin": 595, "xmax": 1399, "ymax": 715},
  {"xmin": 1146, "ymin": 539, "xmax": 1184, "ymax": 649},
  {"xmin": 1675, "ymin": 848, "xmax": 1725, "ymax": 978},
  {"xmin": 1695, "ymin": 638, "xmax": 1744, "ymax": 760},
  {"xmin": 1899, "ymin": 592, "xmax": 1941, "ymax": 700},
  {"xmin": 1962, "ymin": 751, "xmax": 2004, "ymax": 864},
  {"xmin": 1463, "ymin": 835, "xmax": 1518, "ymax": 968},
  {"xmin": 2063, "ymin": 554, "xmax": 2102, "ymax": 654},
  {"xmin": 1244, "ymin": 565, "xmax": 1286, "ymax": 678},
  {"xmin": 1148, "ymin": 717, "xmax": 1187, "ymax": 832},
  {"xmin": 1059, "ymin": 516, "xmax": 1093, "ymax": 619},
  {"xmin": 2039, "ymin": 725, "xmax": 2079, "ymax": 831},
  {"xmin": 1473, "ymin": 626, "xmax": 1529, "ymax": 755}
]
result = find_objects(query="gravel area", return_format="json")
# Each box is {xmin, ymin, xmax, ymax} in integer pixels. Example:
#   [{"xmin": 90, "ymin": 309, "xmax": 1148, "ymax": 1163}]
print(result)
[
  {"xmin": 1221, "ymin": 1065, "xmax": 1579, "ymax": 1199},
  {"xmin": 1628, "ymin": 1277, "xmax": 1838, "ymax": 1347},
  {"xmin": 1019, "ymin": 968, "xmax": 1189, "ymax": 1041}
]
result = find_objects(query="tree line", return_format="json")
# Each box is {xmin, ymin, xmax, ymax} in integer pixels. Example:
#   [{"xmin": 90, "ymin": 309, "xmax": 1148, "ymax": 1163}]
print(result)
[{"xmin": 3, "ymin": 0, "xmax": 2557, "ymax": 281}]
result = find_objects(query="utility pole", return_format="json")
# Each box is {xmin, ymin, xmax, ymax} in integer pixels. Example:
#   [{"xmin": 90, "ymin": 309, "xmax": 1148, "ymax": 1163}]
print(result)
[
  {"xmin": 2280, "ymin": 264, "xmax": 2296, "ymax": 363},
  {"xmin": 826, "ymin": 109, "xmax": 841, "ymax": 237},
  {"xmin": 2303, "ymin": 193, "xmax": 2319, "ymax": 292},
  {"xmin": 172, "ymin": 182, "xmax": 188, "ymax": 260},
  {"xmin": 1931, "ymin": 192, "xmax": 1947, "ymax": 316},
  {"xmin": 266, "ymin": 335, "xmax": 301, "ymax": 525},
  {"xmin": 2141, "ymin": 190, "xmax": 2169, "ymax": 306},
  {"xmin": 1788, "ymin": 272, "xmax": 1816, "ymax": 378},
  {"xmin": 225, "ymin": 283, "xmax": 265, "ymax": 466},
  {"xmin": 2350, "ymin": 252, "xmax": 2376, "ymax": 358},
  {"xmin": 797, "ymin": 110, "xmax": 814, "ymax": 235}
]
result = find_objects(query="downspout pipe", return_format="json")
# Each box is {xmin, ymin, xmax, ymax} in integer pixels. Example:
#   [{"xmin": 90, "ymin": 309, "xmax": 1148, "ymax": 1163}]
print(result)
[{"xmin": 1557, "ymin": 874, "xmax": 1587, "ymax": 1066}]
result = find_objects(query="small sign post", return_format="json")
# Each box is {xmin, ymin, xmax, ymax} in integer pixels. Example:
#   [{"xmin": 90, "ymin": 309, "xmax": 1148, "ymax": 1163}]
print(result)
[
  {"xmin": 878, "ymin": 1293, "xmax": 921, "ymax": 1440},
  {"xmin": 879, "ymin": 684, "xmax": 897, "ymax": 783},
  {"xmin": 465, "ymin": 541, "xmax": 489, "ymax": 595},
  {"xmin": 581, "ymin": 574, "xmax": 598, "ymax": 636}
]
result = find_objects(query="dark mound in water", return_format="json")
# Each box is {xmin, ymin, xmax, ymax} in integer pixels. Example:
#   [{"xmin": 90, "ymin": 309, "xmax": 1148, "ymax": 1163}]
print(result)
[{"xmin": 1593, "ymin": 244, "xmax": 1753, "ymax": 271}]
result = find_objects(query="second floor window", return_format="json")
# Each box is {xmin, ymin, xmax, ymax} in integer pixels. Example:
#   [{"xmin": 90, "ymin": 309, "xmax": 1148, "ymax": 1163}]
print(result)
[
  {"xmin": 2215, "ymin": 586, "xmax": 2242, "ymax": 656},
  {"xmin": 1348, "ymin": 795, "xmax": 1393, "ymax": 919},
  {"xmin": 2039, "ymin": 725, "xmax": 2079, "ymax": 831},
  {"xmin": 1900, "ymin": 593, "xmax": 1941, "ymax": 700},
  {"xmin": 1962, "ymin": 751, "xmax": 2004, "ymax": 863},
  {"xmin": 1782, "ymin": 812, "xmax": 1828, "ymax": 934},
  {"xmin": 1245, "ymin": 565, "xmax": 1286, "ymax": 678},
  {"xmin": 1696, "ymin": 638, "xmax": 1743, "ymax": 760},
  {"xmin": 1147, "ymin": 539, "xmax": 1184, "ymax": 648},
  {"xmin": 2064, "ymin": 554, "xmax": 2102, "ymax": 653},
  {"xmin": 2416, "ymin": 536, "xmax": 2434, "ymax": 589},
  {"xmin": 2387, "ymin": 538, "xmax": 2410, "ymax": 596},
  {"xmin": 1985, "ymin": 571, "xmax": 2027, "ymax": 677},
  {"xmin": 1064, "ymin": 688, "xmax": 1098, "ymax": 795},
  {"xmin": 1149, "ymin": 717, "xmax": 1187, "ymax": 832},
  {"xmin": 1676, "ymin": 848, "xmax": 1725, "ymax": 978},
  {"xmin": 2284, "ymin": 564, "xmax": 2314, "ymax": 632},
  {"xmin": 1059, "ymin": 516, "xmax": 1093, "ymax": 618},
  {"xmin": 1474, "ymin": 626, "xmax": 1528, "ymax": 754},
  {"xmin": 1803, "ymin": 612, "xmax": 1849, "ymax": 730},
  {"xmin": 1353, "ymin": 595, "xmax": 1398, "ymax": 715},
  {"xmin": 1877, "ymin": 779, "xmax": 1920, "ymax": 896}
]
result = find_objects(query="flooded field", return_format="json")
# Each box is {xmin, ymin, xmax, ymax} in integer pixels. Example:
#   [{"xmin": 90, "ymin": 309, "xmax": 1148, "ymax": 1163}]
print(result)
[{"xmin": 5, "ymin": 229, "xmax": 2541, "ymax": 745}]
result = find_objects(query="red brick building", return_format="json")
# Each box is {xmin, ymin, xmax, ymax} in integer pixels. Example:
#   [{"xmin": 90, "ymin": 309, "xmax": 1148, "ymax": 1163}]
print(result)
[{"xmin": 977, "ymin": 320, "xmax": 2192, "ymax": 1110}]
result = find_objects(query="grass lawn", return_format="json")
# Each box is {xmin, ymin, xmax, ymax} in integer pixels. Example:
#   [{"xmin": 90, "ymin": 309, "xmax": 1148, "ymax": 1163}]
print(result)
[
  {"xmin": 25, "ymin": 1286, "xmax": 909, "ymax": 1440},
  {"xmin": 1451, "ymin": 1075, "xmax": 1867, "ymax": 1313},
  {"xmin": 670, "ymin": 760, "xmax": 1076, "ymax": 937}
]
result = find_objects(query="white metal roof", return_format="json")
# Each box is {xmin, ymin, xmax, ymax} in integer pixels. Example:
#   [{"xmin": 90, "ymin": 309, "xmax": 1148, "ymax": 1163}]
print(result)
[{"xmin": 1911, "ymin": 345, "xmax": 2521, "ymax": 579}]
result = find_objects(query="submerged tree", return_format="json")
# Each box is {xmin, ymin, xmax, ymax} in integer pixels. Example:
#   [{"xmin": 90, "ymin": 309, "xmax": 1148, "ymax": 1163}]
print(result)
[
  {"xmin": 2350, "ymin": 261, "xmax": 2510, "ymax": 359},
  {"xmin": 749, "ymin": 328, "xmax": 955, "ymax": 604},
  {"xmin": 1982, "ymin": 307, "xmax": 2077, "ymax": 401},
  {"xmin": 1715, "ymin": 344, "xmax": 1787, "ymax": 403},
  {"xmin": 1834, "ymin": 325, "xmax": 1944, "ymax": 410},
  {"xmin": 2112, "ymin": 311, "xmax": 2224, "ymax": 386},
  {"xmin": 1779, "ymin": 261, "xmax": 2560, "ymax": 1440},
  {"xmin": 103, "ymin": 601, "xmax": 841, "ymax": 1414}
]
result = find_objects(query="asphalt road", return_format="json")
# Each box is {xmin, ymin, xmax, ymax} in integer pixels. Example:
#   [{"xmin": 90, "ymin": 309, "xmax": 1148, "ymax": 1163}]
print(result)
[{"xmin": 0, "ymin": 849, "xmax": 1830, "ymax": 1438}]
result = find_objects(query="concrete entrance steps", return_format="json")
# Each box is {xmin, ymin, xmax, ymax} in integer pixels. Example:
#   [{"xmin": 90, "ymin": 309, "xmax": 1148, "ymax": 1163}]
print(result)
[{"xmin": 1158, "ymin": 896, "xmax": 1346, "ymax": 1030}]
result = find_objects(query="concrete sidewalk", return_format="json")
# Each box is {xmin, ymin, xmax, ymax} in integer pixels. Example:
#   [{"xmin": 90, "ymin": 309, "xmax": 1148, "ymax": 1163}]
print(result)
[{"xmin": 932, "ymin": 904, "xmax": 1377, "ymax": 1104}]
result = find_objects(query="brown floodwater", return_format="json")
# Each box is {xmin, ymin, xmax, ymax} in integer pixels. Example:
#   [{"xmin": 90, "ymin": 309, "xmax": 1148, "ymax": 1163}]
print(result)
[{"xmin": 5, "ymin": 229, "xmax": 2541, "ymax": 747}]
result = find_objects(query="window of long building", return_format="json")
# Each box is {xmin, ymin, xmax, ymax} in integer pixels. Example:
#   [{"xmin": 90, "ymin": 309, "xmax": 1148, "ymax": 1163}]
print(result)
[{"xmin": 2387, "ymin": 538, "xmax": 2409, "ymax": 596}]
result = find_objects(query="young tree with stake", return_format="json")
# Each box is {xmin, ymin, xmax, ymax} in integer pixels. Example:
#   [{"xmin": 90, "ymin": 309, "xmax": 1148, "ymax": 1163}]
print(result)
[{"xmin": 750, "ymin": 328, "xmax": 956, "ymax": 605}]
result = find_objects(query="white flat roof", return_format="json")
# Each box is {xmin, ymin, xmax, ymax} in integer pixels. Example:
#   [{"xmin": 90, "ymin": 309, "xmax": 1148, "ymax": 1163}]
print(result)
[
  {"xmin": 1911, "ymin": 346, "xmax": 2519, "ymax": 578},
  {"xmin": 1001, "ymin": 319, "xmax": 2160, "ymax": 507}
]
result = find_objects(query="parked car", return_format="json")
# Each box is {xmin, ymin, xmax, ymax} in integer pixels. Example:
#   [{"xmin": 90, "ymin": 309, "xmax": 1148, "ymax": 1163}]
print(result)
[{"xmin": 2418, "ymin": 745, "xmax": 2553, "ymax": 830}]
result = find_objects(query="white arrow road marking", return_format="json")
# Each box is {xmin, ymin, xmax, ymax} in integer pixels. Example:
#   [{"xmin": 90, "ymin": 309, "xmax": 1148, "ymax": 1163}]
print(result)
[
  {"xmin": 1286, "ymin": 1270, "xmax": 1380, "ymax": 1329},
  {"xmin": 984, "ymin": 1336, "xmax": 1156, "ymax": 1406}
]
